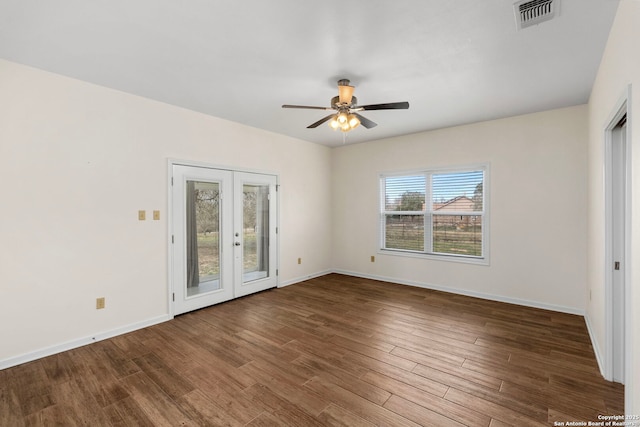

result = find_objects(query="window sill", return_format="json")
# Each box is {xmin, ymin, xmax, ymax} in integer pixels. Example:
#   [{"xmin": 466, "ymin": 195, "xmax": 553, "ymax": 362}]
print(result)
[{"xmin": 378, "ymin": 249, "xmax": 490, "ymax": 266}]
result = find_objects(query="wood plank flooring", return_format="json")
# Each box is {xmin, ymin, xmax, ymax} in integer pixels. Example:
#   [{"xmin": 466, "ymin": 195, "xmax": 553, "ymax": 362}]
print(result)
[{"xmin": 0, "ymin": 274, "xmax": 624, "ymax": 426}]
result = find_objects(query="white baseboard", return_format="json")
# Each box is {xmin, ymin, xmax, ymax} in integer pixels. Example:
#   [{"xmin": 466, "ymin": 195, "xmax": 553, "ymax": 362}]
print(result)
[
  {"xmin": 278, "ymin": 270, "xmax": 333, "ymax": 288},
  {"xmin": 584, "ymin": 312, "xmax": 607, "ymax": 380},
  {"xmin": 332, "ymin": 269, "xmax": 585, "ymax": 316},
  {"xmin": 0, "ymin": 314, "xmax": 171, "ymax": 371},
  {"xmin": 0, "ymin": 270, "xmax": 588, "ymax": 371},
  {"xmin": 1, "ymin": 269, "xmax": 331, "ymax": 370}
]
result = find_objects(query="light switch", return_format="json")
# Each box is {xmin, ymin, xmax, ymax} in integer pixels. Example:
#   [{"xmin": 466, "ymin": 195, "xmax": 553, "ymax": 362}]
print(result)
[
  {"xmin": 138, "ymin": 210, "xmax": 146, "ymax": 221},
  {"xmin": 153, "ymin": 210, "xmax": 160, "ymax": 220}
]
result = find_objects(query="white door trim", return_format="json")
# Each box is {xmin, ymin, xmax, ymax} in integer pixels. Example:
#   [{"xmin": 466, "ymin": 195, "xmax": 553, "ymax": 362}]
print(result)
[{"xmin": 603, "ymin": 85, "xmax": 632, "ymax": 389}]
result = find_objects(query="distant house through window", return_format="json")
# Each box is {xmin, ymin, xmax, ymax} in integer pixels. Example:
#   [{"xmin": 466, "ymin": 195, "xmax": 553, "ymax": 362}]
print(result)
[{"xmin": 380, "ymin": 165, "xmax": 489, "ymax": 264}]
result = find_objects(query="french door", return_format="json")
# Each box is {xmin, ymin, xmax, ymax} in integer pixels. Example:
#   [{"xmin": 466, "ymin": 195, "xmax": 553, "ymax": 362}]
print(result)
[{"xmin": 171, "ymin": 164, "xmax": 277, "ymax": 315}]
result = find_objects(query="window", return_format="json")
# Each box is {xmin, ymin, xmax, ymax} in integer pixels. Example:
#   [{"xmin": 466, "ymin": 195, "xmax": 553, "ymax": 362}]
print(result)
[{"xmin": 380, "ymin": 165, "xmax": 488, "ymax": 263}]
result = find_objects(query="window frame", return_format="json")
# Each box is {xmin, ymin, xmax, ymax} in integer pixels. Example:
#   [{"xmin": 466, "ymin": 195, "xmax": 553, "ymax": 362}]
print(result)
[{"xmin": 379, "ymin": 163, "xmax": 490, "ymax": 265}]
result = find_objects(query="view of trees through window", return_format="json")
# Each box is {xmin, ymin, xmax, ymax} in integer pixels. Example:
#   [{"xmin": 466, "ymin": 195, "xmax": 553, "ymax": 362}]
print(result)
[
  {"xmin": 382, "ymin": 170, "xmax": 484, "ymax": 258},
  {"xmin": 193, "ymin": 184, "xmax": 220, "ymax": 279},
  {"xmin": 242, "ymin": 185, "xmax": 263, "ymax": 273},
  {"xmin": 192, "ymin": 183, "xmax": 264, "ymax": 279}
]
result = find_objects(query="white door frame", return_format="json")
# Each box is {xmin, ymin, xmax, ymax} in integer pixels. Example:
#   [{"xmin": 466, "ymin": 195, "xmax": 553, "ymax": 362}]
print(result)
[
  {"xmin": 603, "ymin": 85, "xmax": 632, "ymax": 388},
  {"xmin": 167, "ymin": 159, "xmax": 279, "ymax": 318}
]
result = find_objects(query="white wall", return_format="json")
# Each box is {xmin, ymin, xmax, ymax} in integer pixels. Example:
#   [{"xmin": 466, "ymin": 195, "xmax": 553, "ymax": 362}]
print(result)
[
  {"xmin": 331, "ymin": 105, "xmax": 588, "ymax": 313},
  {"xmin": 587, "ymin": 0, "xmax": 640, "ymax": 412},
  {"xmin": 0, "ymin": 59, "xmax": 332, "ymax": 366},
  {"xmin": 4, "ymin": 13, "xmax": 637, "ymax": 408}
]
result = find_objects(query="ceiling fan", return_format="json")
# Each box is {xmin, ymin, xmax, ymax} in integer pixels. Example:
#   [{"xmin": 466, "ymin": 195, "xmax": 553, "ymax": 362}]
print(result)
[{"xmin": 282, "ymin": 79, "xmax": 410, "ymax": 132}]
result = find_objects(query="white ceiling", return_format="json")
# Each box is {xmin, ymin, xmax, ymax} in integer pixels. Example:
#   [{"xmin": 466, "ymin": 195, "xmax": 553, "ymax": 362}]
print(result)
[{"xmin": 0, "ymin": 0, "xmax": 620, "ymax": 147}]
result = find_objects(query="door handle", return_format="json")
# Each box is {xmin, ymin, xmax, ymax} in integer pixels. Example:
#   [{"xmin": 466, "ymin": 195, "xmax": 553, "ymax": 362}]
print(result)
[{"xmin": 235, "ymin": 242, "xmax": 241, "ymax": 246}]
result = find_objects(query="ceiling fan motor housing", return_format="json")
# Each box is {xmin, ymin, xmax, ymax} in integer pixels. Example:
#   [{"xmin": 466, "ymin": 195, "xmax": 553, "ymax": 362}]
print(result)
[{"xmin": 332, "ymin": 96, "xmax": 357, "ymax": 109}]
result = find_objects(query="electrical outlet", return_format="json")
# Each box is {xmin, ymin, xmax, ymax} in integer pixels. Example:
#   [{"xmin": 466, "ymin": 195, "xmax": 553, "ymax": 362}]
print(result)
[
  {"xmin": 138, "ymin": 210, "xmax": 146, "ymax": 221},
  {"xmin": 297, "ymin": 258, "xmax": 302, "ymax": 265},
  {"xmin": 371, "ymin": 255, "xmax": 375, "ymax": 262},
  {"xmin": 96, "ymin": 297, "xmax": 105, "ymax": 310}
]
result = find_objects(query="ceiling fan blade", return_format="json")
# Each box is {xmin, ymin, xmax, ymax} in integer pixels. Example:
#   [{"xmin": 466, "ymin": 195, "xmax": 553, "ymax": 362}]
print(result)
[
  {"xmin": 354, "ymin": 113, "xmax": 377, "ymax": 129},
  {"xmin": 282, "ymin": 104, "xmax": 332, "ymax": 110},
  {"xmin": 358, "ymin": 101, "xmax": 410, "ymax": 111},
  {"xmin": 307, "ymin": 114, "xmax": 335, "ymax": 128}
]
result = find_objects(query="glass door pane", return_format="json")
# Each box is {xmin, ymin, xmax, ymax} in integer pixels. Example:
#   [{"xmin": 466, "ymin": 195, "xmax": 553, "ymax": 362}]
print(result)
[
  {"xmin": 172, "ymin": 165, "xmax": 234, "ymax": 316},
  {"xmin": 242, "ymin": 184, "xmax": 269, "ymax": 282},
  {"xmin": 172, "ymin": 165, "xmax": 276, "ymax": 315},
  {"xmin": 186, "ymin": 180, "xmax": 221, "ymax": 297},
  {"xmin": 234, "ymin": 171, "xmax": 277, "ymax": 298}
]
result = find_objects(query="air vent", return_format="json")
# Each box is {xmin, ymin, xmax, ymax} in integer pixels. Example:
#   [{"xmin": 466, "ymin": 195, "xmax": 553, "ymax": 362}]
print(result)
[{"xmin": 514, "ymin": 0, "xmax": 558, "ymax": 30}]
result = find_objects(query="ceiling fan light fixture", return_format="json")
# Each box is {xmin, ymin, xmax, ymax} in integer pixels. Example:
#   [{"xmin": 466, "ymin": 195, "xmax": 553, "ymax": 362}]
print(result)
[
  {"xmin": 329, "ymin": 112, "xmax": 361, "ymax": 132},
  {"xmin": 347, "ymin": 114, "xmax": 360, "ymax": 129}
]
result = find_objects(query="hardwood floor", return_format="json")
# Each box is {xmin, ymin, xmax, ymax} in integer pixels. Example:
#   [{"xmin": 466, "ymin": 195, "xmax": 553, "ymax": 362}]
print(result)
[{"xmin": 1, "ymin": 274, "xmax": 624, "ymax": 426}]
